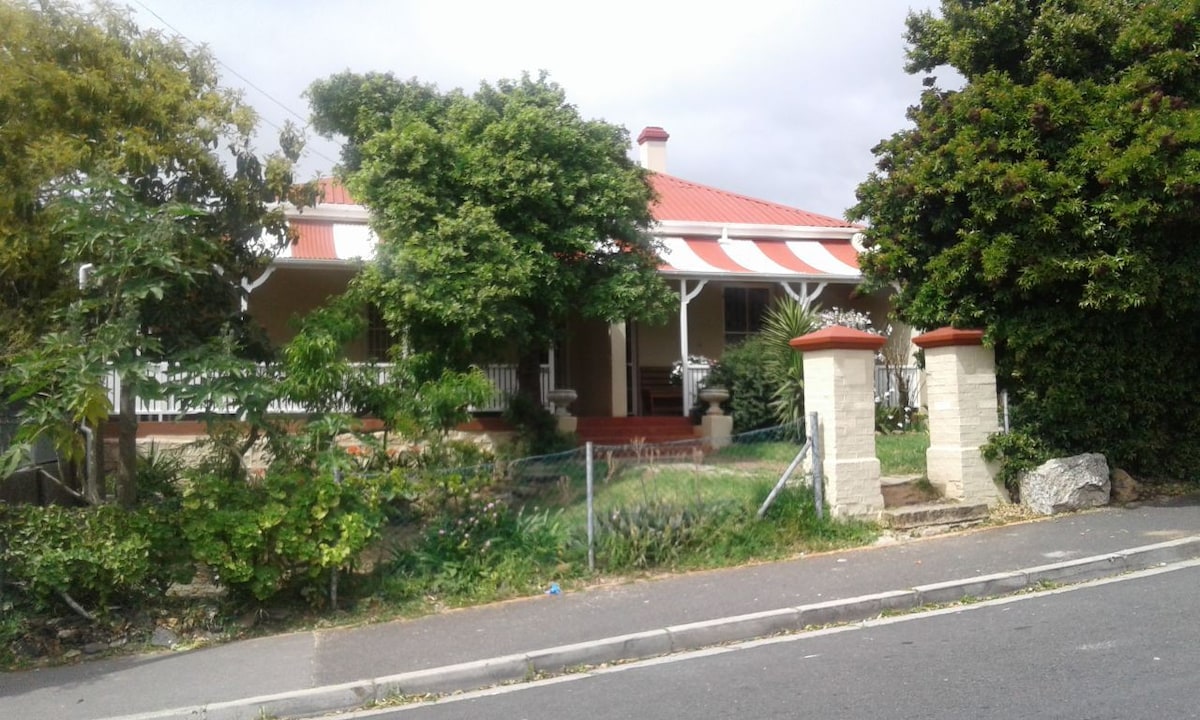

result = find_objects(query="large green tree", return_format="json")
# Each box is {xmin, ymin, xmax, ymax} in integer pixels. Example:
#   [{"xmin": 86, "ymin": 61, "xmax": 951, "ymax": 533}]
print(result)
[
  {"xmin": 307, "ymin": 72, "xmax": 673, "ymax": 399},
  {"xmin": 0, "ymin": 0, "xmax": 309, "ymax": 503},
  {"xmin": 0, "ymin": 0, "xmax": 309, "ymax": 355},
  {"xmin": 851, "ymin": 0, "xmax": 1200, "ymax": 477}
]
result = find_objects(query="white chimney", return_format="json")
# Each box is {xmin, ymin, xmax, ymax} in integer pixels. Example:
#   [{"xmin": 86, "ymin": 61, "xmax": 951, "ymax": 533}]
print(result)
[{"xmin": 637, "ymin": 126, "xmax": 669, "ymax": 172}]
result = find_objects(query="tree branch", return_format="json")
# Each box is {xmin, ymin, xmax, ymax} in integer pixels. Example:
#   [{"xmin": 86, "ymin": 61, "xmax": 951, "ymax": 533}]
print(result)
[
  {"xmin": 38, "ymin": 467, "xmax": 91, "ymax": 505},
  {"xmin": 56, "ymin": 589, "xmax": 97, "ymax": 623}
]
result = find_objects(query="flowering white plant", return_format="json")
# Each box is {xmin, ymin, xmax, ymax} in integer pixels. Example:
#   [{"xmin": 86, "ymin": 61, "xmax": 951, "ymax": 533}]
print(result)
[
  {"xmin": 669, "ymin": 354, "xmax": 712, "ymax": 384},
  {"xmin": 816, "ymin": 306, "xmax": 880, "ymax": 334}
]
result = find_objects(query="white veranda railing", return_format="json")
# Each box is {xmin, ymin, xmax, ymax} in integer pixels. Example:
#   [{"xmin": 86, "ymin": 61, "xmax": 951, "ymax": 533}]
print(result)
[
  {"xmin": 682, "ymin": 361, "xmax": 921, "ymax": 413},
  {"xmin": 102, "ymin": 362, "xmax": 550, "ymax": 420}
]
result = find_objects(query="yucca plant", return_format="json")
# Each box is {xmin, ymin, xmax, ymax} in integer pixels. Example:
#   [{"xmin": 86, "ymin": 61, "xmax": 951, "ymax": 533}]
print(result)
[{"xmin": 759, "ymin": 298, "xmax": 820, "ymax": 427}]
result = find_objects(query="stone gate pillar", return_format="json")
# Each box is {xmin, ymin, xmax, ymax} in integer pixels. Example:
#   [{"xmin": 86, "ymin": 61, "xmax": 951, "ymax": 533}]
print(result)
[
  {"xmin": 912, "ymin": 327, "xmax": 1007, "ymax": 505},
  {"xmin": 790, "ymin": 326, "xmax": 886, "ymax": 518}
]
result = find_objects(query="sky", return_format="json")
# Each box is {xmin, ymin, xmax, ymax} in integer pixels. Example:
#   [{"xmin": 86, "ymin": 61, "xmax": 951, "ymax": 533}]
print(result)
[{"xmin": 127, "ymin": 0, "xmax": 944, "ymax": 221}]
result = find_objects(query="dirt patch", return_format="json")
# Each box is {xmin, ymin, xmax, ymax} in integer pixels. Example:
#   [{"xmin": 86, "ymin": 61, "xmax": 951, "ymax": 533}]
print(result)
[{"xmin": 881, "ymin": 476, "xmax": 941, "ymax": 508}]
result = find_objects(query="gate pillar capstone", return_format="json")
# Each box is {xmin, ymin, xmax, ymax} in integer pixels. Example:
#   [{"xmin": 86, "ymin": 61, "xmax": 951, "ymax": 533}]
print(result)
[
  {"xmin": 790, "ymin": 326, "xmax": 886, "ymax": 518},
  {"xmin": 912, "ymin": 327, "xmax": 1007, "ymax": 505}
]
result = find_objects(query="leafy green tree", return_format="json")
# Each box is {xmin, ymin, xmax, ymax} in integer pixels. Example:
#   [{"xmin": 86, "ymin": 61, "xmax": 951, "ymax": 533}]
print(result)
[
  {"xmin": 307, "ymin": 71, "xmax": 673, "ymax": 400},
  {"xmin": 0, "ymin": 1, "xmax": 306, "ymax": 356},
  {"xmin": 851, "ymin": 0, "xmax": 1200, "ymax": 476},
  {"xmin": 0, "ymin": 0, "xmax": 311, "ymax": 502},
  {"xmin": 3, "ymin": 179, "xmax": 217, "ymax": 505}
]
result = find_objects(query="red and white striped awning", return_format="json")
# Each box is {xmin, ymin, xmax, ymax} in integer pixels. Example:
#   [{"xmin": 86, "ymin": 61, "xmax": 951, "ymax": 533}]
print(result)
[
  {"xmin": 276, "ymin": 220, "xmax": 861, "ymax": 282},
  {"xmin": 658, "ymin": 237, "xmax": 860, "ymax": 279},
  {"xmin": 278, "ymin": 220, "xmax": 376, "ymax": 262}
]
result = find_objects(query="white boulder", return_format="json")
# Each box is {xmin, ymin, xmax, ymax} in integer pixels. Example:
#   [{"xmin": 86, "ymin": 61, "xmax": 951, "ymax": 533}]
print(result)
[{"xmin": 1019, "ymin": 453, "xmax": 1110, "ymax": 515}]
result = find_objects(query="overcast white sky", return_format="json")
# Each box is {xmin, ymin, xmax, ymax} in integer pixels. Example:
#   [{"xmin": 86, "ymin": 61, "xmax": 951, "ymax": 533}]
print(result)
[{"xmin": 128, "ymin": 1, "xmax": 943, "ymax": 221}]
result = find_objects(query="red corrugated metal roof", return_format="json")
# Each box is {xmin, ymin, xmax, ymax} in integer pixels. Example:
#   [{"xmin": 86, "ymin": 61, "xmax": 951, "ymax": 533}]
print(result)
[
  {"xmin": 317, "ymin": 178, "xmax": 357, "ymax": 205},
  {"xmin": 647, "ymin": 173, "xmax": 857, "ymax": 228},
  {"xmin": 307, "ymin": 176, "xmax": 854, "ymax": 228},
  {"xmin": 288, "ymin": 220, "xmax": 336, "ymax": 259}
]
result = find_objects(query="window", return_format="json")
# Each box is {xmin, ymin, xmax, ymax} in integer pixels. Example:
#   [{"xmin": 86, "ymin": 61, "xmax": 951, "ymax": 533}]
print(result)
[
  {"xmin": 366, "ymin": 304, "xmax": 397, "ymax": 361},
  {"xmin": 723, "ymin": 287, "xmax": 769, "ymax": 345}
]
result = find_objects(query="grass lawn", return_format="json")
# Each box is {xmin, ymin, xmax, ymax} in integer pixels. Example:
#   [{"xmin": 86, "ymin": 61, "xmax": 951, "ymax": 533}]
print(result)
[{"xmin": 876, "ymin": 430, "xmax": 929, "ymax": 476}]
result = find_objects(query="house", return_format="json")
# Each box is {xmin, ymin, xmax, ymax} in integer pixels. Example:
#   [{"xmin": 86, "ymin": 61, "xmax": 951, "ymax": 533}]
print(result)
[{"xmin": 240, "ymin": 126, "xmax": 888, "ymax": 426}]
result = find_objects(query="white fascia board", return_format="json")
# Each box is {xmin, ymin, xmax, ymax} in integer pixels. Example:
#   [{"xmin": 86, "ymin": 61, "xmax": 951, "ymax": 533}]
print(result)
[
  {"xmin": 650, "ymin": 220, "xmax": 861, "ymax": 241},
  {"xmin": 276, "ymin": 202, "xmax": 371, "ymax": 223},
  {"xmin": 658, "ymin": 270, "xmax": 861, "ymax": 284},
  {"xmin": 269, "ymin": 257, "xmax": 365, "ymax": 271}
]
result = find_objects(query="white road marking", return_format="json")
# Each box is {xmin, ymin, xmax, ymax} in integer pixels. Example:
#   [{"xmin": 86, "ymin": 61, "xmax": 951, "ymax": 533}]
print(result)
[{"xmin": 342, "ymin": 558, "xmax": 1200, "ymax": 717}]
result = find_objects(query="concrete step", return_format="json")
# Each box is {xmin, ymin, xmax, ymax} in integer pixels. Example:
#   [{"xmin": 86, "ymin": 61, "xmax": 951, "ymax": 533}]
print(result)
[{"xmin": 881, "ymin": 502, "xmax": 990, "ymax": 530}]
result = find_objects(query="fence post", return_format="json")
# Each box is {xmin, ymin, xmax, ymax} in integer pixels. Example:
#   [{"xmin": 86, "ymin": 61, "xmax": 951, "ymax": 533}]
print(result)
[
  {"xmin": 809, "ymin": 411, "xmax": 824, "ymax": 519},
  {"xmin": 586, "ymin": 441, "xmax": 595, "ymax": 572}
]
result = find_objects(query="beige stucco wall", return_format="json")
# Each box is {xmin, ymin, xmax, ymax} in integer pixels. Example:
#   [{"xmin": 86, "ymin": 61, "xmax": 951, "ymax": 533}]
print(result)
[
  {"xmin": 246, "ymin": 267, "xmax": 364, "ymax": 359},
  {"xmin": 637, "ymin": 283, "xmax": 726, "ymax": 365}
]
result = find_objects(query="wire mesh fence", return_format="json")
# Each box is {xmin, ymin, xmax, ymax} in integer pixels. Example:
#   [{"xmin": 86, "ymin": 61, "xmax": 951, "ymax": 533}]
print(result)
[{"xmin": 403, "ymin": 420, "xmax": 817, "ymax": 571}]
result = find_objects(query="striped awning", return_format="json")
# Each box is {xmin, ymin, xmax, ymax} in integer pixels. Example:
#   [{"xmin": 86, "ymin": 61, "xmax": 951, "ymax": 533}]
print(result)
[
  {"xmin": 277, "ymin": 221, "xmax": 861, "ymax": 281},
  {"xmin": 658, "ymin": 236, "xmax": 860, "ymax": 279},
  {"xmin": 279, "ymin": 220, "xmax": 376, "ymax": 262}
]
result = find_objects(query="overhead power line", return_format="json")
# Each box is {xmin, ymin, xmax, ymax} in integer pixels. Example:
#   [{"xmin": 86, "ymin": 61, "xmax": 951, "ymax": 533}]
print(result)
[{"xmin": 130, "ymin": 0, "xmax": 339, "ymax": 169}]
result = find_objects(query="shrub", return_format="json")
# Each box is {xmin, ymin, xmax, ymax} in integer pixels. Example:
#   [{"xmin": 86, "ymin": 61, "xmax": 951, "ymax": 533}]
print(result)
[
  {"xmin": 180, "ymin": 466, "xmax": 393, "ymax": 604},
  {"xmin": 0, "ymin": 504, "xmax": 188, "ymax": 616},
  {"xmin": 875, "ymin": 404, "xmax": 925, "ymax": 434},
  {"xmin": 386, "ymin": 497, "xmax": 576, "ymax": 602},
  {"xmin": 982, "ymin": 429, "xmax": 1054, "ymax": 500},
  {"xmin": 596, "ymin": 499, "xmax": 738, "ymax": 569},
  {"xmin": 700, "ymin": 336, "xmax": 778, "ymax": 433}
]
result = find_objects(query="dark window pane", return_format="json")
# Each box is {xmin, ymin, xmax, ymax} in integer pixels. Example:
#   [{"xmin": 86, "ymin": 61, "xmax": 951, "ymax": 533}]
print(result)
[
  {"xmin": 724, "ymin": 287, "xmax": 748, "ymax": 333},
  {"xmin": 723, "ymin": 286, "xmax": 770, "ymax": 346},
  {"xmin": 747, "ymin": 288, "xmax": 769, "ymax": 331},
  {"xmin": 366, "ymin": 304, "xmax": 397, "ymax": 361}
]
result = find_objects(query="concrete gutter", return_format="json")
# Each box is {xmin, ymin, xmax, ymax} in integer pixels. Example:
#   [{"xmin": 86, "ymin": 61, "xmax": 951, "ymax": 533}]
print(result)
[{"xmin": 101, "ymin": 535, "xmax": 1200, "ymax": 720}]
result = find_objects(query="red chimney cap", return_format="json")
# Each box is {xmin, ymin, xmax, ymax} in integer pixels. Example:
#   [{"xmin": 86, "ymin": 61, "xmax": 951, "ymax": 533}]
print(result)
[
  {"xmin": 637, "ymin": 126, "xmax": 670, "ymax": 144},
  {"xmin": 789, "ymin": 325, "xmax": 886, "ymax": 352}
]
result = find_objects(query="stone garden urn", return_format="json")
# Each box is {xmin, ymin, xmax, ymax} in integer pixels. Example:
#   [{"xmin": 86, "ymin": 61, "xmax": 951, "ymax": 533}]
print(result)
[
  {"xmin": 698, "ymin": 387, "xmax": 729, "ymax": 416},
  {"xmin": 546, "ymin": 388, "xmax": 578, "ymax": 417}
]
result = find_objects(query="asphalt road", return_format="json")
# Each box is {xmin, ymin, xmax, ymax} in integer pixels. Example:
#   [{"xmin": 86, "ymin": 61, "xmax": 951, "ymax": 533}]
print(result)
[{"xmin": 362, "ymin": 562, "xmax": 1200, "ymax": 720}]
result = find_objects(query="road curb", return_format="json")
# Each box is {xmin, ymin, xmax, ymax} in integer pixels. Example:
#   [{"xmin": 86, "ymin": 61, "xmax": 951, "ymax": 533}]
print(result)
[{"xmin": 104, "ymin": 535, "xmax": 1200, "ymax": 720}]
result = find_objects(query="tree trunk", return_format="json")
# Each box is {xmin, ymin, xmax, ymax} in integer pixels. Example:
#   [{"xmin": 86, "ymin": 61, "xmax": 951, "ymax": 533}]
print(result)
[
  {"xmin": 516, "ymin": 349, "xmax": 544, "ymax": 409},
  {"xmin": 116, "ymin": 379, "xmax": 138, "ymax": 508},
  {"xmin": 61, "ymin": 455, "xmax": 80, "ymax": 496},
  {"xmin": 83, "ymin": 420, "xmax": 105, "ymax": 505}
]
